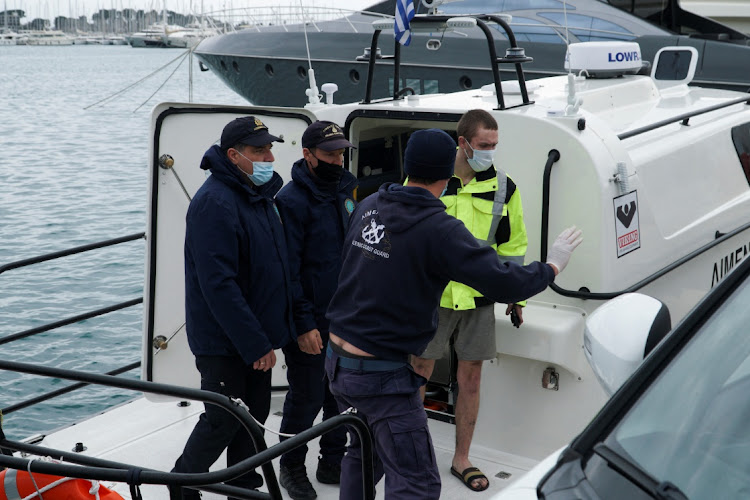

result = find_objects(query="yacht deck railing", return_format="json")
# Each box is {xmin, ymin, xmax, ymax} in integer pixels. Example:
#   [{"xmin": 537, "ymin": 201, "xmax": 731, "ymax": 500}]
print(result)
[{"xmin": 0, "ymin": 233, "xmax": 376, "ymax": 499}]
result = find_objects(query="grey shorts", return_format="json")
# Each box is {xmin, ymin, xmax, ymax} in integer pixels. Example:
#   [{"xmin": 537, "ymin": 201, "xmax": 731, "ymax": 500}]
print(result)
[{"xmin": 419, "ymin": 306, "xmax": 496, "ymax": 361}]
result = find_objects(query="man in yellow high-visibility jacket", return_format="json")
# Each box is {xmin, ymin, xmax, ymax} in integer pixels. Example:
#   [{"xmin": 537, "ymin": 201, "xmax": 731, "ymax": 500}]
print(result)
[{"xmin": 412, "ymin": 109, "xmax": 527, "ymax": 493}]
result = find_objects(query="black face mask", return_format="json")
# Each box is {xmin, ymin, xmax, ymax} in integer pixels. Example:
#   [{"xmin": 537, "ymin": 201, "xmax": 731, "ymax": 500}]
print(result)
[{"xmin": 312, "ymin": 155, "xmax": 344, "ymax": 183}]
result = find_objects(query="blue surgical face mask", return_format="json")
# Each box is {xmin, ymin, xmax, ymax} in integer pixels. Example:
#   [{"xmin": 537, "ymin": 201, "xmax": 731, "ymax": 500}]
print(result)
[
  {"xmin": 237, "ymin": 150, "xmax": 274, "ymax": 186},
  {"xmin": 464, "ymin": 141, "xmax": 496, "ymax": 172},
  {"xmin": 247, "ymin": 162, "xmax": 274, "ymax": 185},
  {"xmin": 440, "ymin": 183, "xmax": 448, "ymax": 197}
]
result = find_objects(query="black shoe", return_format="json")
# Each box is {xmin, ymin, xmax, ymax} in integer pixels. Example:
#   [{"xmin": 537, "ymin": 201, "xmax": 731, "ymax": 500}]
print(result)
[
  {"xmin": 279, "ymin": 463, "xmax": 317, "ymax": 500},
  {"xmin": 315, "ymin": 458, "xmax": 341, "ymax": 485}
]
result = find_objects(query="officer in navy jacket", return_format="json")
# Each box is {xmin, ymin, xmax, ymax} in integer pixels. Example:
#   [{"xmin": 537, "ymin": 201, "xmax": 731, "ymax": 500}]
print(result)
[
  {"xmin": 324, "ymin": 129, "xmax": 583, "ymax": 499},
  {"xmin": 171, "ymin": 116, "xmax": 295, "ymax": 500},
  {"xmin": 274, "ymin": 121, "xmax": 357, "ymax": 500}
]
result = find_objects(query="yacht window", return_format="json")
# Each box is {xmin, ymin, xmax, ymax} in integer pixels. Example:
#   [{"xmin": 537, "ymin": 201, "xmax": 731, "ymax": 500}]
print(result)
[
  {"xmin": 406, "ymin": 79, "xmax": 421, "ymax": 94},
  {"xmin": 509, "ymin": 16, "xmax": 564, "ymax": 43},
  {"xmin": 602, "ymin": 0, "xmax": 665, "ymax": 24},
  {"xmin": 731, "ymin": 123, "xmax": 750, "ymax": 186},
  {"xmin": 424, "ymin": 79, "xmax": 439, "ymax": 94},
  {"xmin": 591, "ymin": 277, "xmax": 750, "ymax": 499},
  {"xmin": 539, "ymin": 12, "xmax": 634, "ymax": 41},
  {"xmin": 424, "ymin": 0, "xmax": 569, "ymax": 15}
]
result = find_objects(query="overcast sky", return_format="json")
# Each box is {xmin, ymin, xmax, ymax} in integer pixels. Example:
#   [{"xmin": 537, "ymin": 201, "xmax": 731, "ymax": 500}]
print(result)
[{"xmin": 10, "ymin": 0, "xmax": 382, "ymax": 22}]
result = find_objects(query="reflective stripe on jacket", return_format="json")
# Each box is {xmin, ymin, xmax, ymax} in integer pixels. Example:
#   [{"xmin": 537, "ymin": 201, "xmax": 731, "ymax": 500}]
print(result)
[{"xmin": 440, "ymin": 166, "xmax": 528, "ymax": 310}]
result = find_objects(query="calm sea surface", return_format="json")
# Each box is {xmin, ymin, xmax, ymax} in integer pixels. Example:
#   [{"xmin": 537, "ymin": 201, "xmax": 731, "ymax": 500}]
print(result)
[{"xmin": 0, "ymin": 45, "xmax": 248, "ymax": 440}]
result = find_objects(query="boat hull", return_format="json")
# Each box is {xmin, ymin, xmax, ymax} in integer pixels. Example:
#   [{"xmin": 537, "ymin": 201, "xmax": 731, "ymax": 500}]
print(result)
[{"xmin": 195, "ymin": 30, "xmax": 750, "ymax": 107}]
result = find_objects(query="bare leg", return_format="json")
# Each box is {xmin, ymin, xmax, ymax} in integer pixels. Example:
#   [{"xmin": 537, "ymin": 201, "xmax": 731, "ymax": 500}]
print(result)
[
  {"xmin": 410, "ymin": 356, "xmax": 436, "ymax": 401},
  {"xmin": 453, "ymin": 359, "xmax": 487, "ymax": 490}
]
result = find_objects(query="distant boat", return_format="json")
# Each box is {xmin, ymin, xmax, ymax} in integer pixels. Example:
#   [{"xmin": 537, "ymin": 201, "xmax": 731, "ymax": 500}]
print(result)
[
  {"xmin": 163, "ymin": 23, "xmax": 220, "ymax": 49},
  {"xmin": 18, "ymin": 30, "xmax": 74, "ymax": 45},
  {"xmin": 107, "ymin": 35, "xmax": 128, "ymax": 45},
  {"xmin": 126, "ymin": 23, "xmax": 173, "ymax": 47},
  {"xmin": 0, "ymin": 29, "xmax": 22, "ymax": 45},
  {"xmin": 194, "ymin": 0, "xmax": 750, "ymax": 107}
]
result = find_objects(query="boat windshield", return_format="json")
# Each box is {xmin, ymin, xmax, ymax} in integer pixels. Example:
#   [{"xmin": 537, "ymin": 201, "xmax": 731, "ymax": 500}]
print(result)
[
  {"xmin": 412, "ymin": 0, "xmax": 666, "ymax": 41},
  {"xmin": 594, "ymin": 276, "xmax": 750, "ymax": 498}
]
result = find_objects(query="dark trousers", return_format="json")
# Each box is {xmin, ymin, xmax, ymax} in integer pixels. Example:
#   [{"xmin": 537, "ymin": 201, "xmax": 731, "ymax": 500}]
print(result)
[
  {"xmin": 173, "ymin": 355, "xmax": 272, "ymax": 493},
  {"xmin": 279, "ymin": 337, "xmax": 347, "ymax": 467},
  {"xmin": 324, "ymin": 349, "xmax": 441, "ymax": 500}
]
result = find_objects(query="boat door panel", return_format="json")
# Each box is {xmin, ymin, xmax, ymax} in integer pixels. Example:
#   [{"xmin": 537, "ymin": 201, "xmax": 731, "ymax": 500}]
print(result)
[{"xmin": 144, "ymin": 103, "xmax": 316, "ymax": 398}]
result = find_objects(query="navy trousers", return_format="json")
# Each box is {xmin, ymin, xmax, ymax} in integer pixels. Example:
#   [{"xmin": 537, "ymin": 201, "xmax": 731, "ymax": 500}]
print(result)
[
  {"xmin": 173, "ymin": 355, "xmax": 272, "ymax": 493},
  {"xmin": 279, "ymin": 337, "xmax": 347, "ymax": 467},
  {"xmin": 324, "ymin": 348, "xmax": 441, "ymax": 500}
]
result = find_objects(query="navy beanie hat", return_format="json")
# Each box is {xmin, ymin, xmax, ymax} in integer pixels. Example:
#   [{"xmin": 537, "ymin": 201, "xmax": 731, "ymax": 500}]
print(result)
[{"xmin": 404, "ymin": 129, "xmax": 456, "ymax": 180}]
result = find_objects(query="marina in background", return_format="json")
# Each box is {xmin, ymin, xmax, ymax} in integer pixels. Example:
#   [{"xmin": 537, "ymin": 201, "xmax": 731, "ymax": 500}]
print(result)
[{"xmin": 0, "ymin": 44, "xmax": 246, "ymax": 440}]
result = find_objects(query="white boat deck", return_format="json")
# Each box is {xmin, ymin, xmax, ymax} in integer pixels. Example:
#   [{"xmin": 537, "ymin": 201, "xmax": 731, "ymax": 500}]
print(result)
[{"xmin": 37, "ymin": 391, "xmax": 537, "ymax": 499}]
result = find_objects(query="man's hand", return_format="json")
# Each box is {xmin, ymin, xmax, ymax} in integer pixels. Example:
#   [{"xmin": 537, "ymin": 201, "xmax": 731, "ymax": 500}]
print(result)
[
  {"xmin": 546, "ymin": 226, "xmax": 583, "ymax": 275},
  {"xmin": 506, "ymin": 303, "xmax": 523, "ymax": 327},
  {"xmin": 298, "ymin": 329, "xmax": 324, "ymax": 355},
  {"xmin": 253, "ymin": 350, "xmax": 276, "ymax": 372}
]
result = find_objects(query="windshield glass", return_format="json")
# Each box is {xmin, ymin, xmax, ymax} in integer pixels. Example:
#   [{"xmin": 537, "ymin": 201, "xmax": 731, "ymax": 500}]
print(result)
[{"xmin": 602, "ymin": 277, "xmax": 750, "ymax": 498}]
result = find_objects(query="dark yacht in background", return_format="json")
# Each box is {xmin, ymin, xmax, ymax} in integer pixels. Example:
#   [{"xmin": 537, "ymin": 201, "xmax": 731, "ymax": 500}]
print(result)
[{"xmin": 195, "ymin": 0, "xmax": 750, "ymax": 106}]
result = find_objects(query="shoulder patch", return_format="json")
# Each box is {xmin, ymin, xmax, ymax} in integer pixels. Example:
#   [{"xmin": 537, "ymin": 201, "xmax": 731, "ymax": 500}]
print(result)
[{"xmin": 344, "ymin": 198, "xmax": 356, "ymax": 215}]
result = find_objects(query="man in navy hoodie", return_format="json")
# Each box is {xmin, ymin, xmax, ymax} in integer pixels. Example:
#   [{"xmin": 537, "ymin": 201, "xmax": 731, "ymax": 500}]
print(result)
[
  {"xmin": 275, "ymin": 121, "xmax": 357, "ymax": 500},
  {"xmin": 324, "ymin": 129, "xmax": 582, "ymax": 499},
  {"xmin": 171, "ymin": 116, "xmax": 295, "ymax": 500}
]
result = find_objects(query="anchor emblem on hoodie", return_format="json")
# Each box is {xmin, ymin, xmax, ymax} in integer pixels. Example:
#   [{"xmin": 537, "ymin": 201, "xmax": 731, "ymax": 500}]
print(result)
[{"xmin": 362, "ymin": 219, "xmax": 385, "ymax": 244}]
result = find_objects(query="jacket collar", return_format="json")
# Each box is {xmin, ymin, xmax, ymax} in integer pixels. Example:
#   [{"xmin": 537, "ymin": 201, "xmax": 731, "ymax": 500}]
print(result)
[
  {"xmin": 291, "ymin": 158, "xmax": 357, "ymax": 200},
  {"xmin": 474, "ymin": 165, "xmax": 497, "ymax": 183},
  {"xmin": 201, "ymin": 145, "xmax": 282, "ymax": 200}
]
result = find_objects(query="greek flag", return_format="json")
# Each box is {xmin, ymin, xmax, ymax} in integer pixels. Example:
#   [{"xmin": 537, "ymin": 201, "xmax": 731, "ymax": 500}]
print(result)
[{"xmin": 395, "ymin": 0, "xmax": 416, "ymax": 46}]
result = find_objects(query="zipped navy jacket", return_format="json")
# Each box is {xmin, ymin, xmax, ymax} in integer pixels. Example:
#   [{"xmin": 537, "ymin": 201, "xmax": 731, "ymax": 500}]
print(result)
[
  {"xmin": 326, "ymin": 183, "xmax": 555, "ymax": 361},
  {"xmin": 275, "ymin": 158, "xmax": 358, "ymax": 335},
  {"xmin": 184, "ymin": 145, "xmax": 295, "ymax": 365}
]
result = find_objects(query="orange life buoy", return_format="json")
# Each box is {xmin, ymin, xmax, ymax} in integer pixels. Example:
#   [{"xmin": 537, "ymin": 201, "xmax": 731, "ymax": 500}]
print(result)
[{"xmin": 0, "ymin": 468, "xmax": 125, "ymax": 500}]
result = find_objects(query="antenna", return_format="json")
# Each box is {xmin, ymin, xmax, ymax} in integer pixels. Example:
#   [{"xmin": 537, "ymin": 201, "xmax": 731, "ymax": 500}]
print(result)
[
  {"xmin": 300, "ymin": 0, "xmax": 320, "ymax": 105},
  {"xmin": 561, "ymin": 1, "xmax": 582, "ymax": 116}
]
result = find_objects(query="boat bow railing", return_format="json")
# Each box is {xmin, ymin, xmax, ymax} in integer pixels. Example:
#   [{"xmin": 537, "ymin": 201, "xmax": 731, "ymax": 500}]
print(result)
[
  {"xmin": 203, "ymin": 6, "xmax": 393, "ymax": 34},
  {"xmin": 0, "ymin": 233, "xmax": 146, "ymax": 415},
  {"xmin": 0, "ymin": 234, "xmax": 376, "ymax": 499},
  {"xmin": 0, "ymin": 358, "xmax": 376, "ymax": 500}
]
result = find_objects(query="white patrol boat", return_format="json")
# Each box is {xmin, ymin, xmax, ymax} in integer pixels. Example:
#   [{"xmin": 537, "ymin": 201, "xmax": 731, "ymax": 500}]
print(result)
[{"xmin": 0, "ymin": 11, "xmax": 749, "ymax": 500}]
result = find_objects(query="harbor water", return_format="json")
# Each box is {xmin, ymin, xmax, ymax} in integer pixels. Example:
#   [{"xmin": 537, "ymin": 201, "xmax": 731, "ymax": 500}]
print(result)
[{"xmin": 0, "ymin": 45, "xmax": 248, "ymax": 440}]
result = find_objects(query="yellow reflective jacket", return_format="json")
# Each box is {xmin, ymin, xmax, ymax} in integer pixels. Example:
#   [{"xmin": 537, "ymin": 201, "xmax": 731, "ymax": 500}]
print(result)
[{"xmin": 440, "ymin": 166, "xmax": 528, "ymax": 310}]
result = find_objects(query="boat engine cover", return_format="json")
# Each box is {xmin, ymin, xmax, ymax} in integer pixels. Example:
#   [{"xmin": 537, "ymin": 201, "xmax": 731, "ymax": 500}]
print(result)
[{"xmin": 583, "ymin": 293, "xmax": 670, "ymax": 396}]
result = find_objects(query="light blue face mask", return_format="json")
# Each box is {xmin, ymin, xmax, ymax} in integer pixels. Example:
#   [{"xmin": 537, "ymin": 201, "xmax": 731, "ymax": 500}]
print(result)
[
  {"xmin": 247, "ymin": 162, "xmax": 274, "ymax": 185},
  {"xmin": 464, "ymin": 142, "xmax": 496, "ymax": 172},
  {"xmin": 440, "ymin": 183, "xmax": 448, "ymax": 197},
  {"xmin": 236, "ymin": 150, "xmax": 274, "ymax": 186}
]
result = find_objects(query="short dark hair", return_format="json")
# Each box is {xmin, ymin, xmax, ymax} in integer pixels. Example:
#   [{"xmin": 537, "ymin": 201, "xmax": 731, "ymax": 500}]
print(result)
[
  {"xmin": 456, "ymin": 109, "xmax": 498, "ymax": 142},
  {"xmin": 228, "ymin": 143, "xmax": 250, "ymax": 154}
]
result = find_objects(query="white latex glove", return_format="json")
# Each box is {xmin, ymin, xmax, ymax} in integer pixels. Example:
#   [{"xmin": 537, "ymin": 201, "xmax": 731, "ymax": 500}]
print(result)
[{"xmin": 547, "ymin": 226, "xmax": 583, "ymax": 274}]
